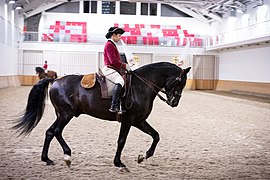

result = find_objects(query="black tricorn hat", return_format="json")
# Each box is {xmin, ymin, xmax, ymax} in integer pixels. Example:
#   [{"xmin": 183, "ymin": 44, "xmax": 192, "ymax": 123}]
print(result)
[
  {"xmin": 109, "ymin": 27, "xmax": 125, "ymax": 35},
  {"xmin": 105, "ymin": 27, "xmax": 125, "ymax": 39}
]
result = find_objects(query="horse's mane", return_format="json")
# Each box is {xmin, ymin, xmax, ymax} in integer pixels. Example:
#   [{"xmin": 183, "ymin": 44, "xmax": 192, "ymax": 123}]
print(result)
[{"xmin": 134, "ymin": 62, "xmax": 181, "ymax": 76}]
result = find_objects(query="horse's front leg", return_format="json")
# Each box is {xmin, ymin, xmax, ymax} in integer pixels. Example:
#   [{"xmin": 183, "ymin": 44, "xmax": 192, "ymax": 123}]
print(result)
[
  {"xmin": 134, "ymin": 121, "xmax": 160, "ymax": 162},
  {"xmin": 114, "ymin": 119, "xmax": 131, "ymax": 168}
]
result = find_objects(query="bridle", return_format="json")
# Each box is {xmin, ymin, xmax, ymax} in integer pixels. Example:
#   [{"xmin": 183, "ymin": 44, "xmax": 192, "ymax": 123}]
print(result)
[{"xmin": 129, "ymin": 69, "xmax": 185, "ymax": 106}]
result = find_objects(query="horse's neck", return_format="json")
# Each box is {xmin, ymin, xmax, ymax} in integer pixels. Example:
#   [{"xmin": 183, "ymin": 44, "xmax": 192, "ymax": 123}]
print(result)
[
  {"xmin": 39, "ymin": 72, "xmax": 46, "ymax": 78},
  {"xmin": 142, "ymin": 69, "xmax": 167, "ymax": 87},
  {"xmin": 132, "ymin": 70, "xmax": 167, "ymax": 100}
]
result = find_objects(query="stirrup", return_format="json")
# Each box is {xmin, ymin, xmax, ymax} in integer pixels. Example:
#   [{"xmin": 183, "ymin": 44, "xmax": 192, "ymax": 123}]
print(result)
[
  {"xmin": 117, "ymin": 101, "xmax": 126, "ymax": 114},
  {"xmin": 109, "ymin": 107, "xmax": 119, "ymax": 113}
]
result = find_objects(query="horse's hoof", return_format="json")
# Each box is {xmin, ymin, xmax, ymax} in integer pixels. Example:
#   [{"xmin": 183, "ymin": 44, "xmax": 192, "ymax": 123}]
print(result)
[
  {"xmin": 46, "ymin": 160, "xmax": 55, "ymax": 166},
  {"xmin": 117, "ymin": 167, "xmax": 130, "ymax": 173},
  {"xmin": 64, "ymin": 155, "xmax": 71, "ymax": 167},
  {"xmin": 138, "ymin": 154, "xmax": 145, "ymax": 164}
]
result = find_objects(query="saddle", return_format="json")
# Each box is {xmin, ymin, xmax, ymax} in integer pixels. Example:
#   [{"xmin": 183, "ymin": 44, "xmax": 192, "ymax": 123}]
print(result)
[
  {"xmin": 80, "ymin": 73, "xmax": 96, "ymax": 89},
  {"xmin": 80, "ymin": 69, "xmax": 110, "ymax": 99}
]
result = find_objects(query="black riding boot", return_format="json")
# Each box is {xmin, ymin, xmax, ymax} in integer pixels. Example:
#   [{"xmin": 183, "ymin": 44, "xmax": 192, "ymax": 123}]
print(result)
[{"xmin": 109, "ymin": 83, "xmax": 122, "ymax": 113}]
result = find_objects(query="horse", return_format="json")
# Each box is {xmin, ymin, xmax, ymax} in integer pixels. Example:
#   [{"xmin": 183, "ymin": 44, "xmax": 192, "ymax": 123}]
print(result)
[
  {"xmin": 35, "ymin": 67, "xmax": 58, "ymax": 80},
  {"xmin": 13, "ymin": 62, "xmax": 191, "ymax": 171}
]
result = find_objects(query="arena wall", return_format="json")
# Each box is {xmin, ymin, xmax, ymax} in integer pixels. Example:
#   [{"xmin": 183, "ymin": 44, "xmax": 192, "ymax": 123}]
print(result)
[
  {"xmin": 215, "ymin": 45, "xmax": 270, "ymax": 96},
  {"xmin": 17, "ymin": 42, "xmax": 207, "ymax": 86}
]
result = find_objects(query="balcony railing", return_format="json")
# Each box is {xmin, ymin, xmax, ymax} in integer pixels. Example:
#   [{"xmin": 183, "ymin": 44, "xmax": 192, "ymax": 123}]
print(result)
[
  {"xmin": 206, "ymin": 19, "xmax": 270, "ymax": 48},
  {"xmin": 20, "ymin": 31, "xmax": 207, "ymax": 48}
]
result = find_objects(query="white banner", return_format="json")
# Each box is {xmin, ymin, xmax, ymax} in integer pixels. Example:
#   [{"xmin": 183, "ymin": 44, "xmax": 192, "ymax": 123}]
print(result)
[
  {"xmin": 178, "ymin": 40, "xmax": 190, "ymax": 62},
  {"xmin": 121, "ymin": 39, "xmax": 139, "ymax": 70},
  {"xmin": 121, "ymin": 39, "xmax": 134, "ymax": 62}
]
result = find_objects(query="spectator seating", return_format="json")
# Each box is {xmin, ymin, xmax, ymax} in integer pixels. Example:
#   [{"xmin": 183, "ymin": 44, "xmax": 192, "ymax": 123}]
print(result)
[
  {"xmin": 42, "ymin": 21, "xmax": 87, "ymax": 43},
  {"xmin": 115, "ymin": 23, "xmax": 203, "ymax": 47},
  {"xmin": 41, "ymin": 21, "xmax": 202, "ymax": 47}
]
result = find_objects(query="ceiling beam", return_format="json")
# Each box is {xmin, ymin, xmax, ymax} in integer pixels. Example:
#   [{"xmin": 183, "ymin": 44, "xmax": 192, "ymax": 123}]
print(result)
[
  {"xmin": 200, "ymin": 9, "xmax": 223, "ymax": 22},
  {"xmin": 170, "ymin": 4, "xmax": 210, "ymax": 24},
  {"xmin": 24, "ymin": 1, "xmax": 64, "ymax": 18}
]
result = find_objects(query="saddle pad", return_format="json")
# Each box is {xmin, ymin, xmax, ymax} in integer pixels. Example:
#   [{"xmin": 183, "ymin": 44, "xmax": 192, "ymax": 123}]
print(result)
[{"xmin": 81, "ymin": 73, "xmax": 96, "ymax": 89}]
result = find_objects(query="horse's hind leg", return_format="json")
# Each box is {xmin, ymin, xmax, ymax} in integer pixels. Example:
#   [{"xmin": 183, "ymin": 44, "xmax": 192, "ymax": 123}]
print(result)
[
  {"xmin": 41, "ymin": 113, "xmax": 73, "ymax": 166},
  {"xmin": 134, "ymin": 121, "xmax": 160, "ymax": 162},
  {"xmin": 54, "ymin": 114, "xmax": 73, "ymax": 166},
  {"xmin": 41, "ymin": 119, "xmax": 58, "ymax": 165}
]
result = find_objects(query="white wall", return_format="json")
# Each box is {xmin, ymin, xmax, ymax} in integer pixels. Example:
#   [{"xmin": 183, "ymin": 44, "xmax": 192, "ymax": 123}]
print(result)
[
  {"xmin": 218, "ymin": 45, "xmax": 270, "ymax": 83},
  {"xmin": 0, "ymin": 43, "xmax": 18, "ymax": 76},
  {"xmin": 0, "ymin": 2, "xmax": 20, "ymax": 76},
  {"xmin": 18, "ymin": 42, "xmax": 207, "ymax": 76}
]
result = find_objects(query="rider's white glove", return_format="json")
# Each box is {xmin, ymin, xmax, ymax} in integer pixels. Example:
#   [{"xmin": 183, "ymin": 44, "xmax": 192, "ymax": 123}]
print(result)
[{"xmin": 125, "ymin": 64, "xmax": 131, "ymax": 72}]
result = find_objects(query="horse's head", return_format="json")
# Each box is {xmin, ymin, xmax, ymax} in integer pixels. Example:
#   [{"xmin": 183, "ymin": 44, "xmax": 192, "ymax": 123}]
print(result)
[
  {"xmin": 164, "ymin": 67, "xmax": 191, "ymax": 107},
  {"xmin": 35, "ymin": 67, "xmax": 44, "ymax": 74}
]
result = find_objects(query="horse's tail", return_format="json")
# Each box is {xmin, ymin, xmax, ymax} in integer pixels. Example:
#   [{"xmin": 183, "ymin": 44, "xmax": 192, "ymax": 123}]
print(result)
[{"xmin": 12, "ymin": 78, "xmax": 55, "ymax": 136}]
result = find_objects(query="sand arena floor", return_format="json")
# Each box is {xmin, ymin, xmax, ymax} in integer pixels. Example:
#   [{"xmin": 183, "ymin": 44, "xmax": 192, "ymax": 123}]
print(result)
[{"xmin": 0, "ymin": 86, "xmax": 269, "ymax": 179}]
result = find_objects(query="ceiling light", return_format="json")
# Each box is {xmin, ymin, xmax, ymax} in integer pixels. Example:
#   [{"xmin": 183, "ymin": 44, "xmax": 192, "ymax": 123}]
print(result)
[
  {"xmin": 236, "ymin": 9, "xmax": 243, "ymax": 13},
  {"xmin": 15, "ymin": 6, "xmax": 22, "ymax": 10},
  {"xmin": 228, "ymin": 9, "xmax": 236, "ymax": 17},
  {"xmin": 13, "ymin": 3, "xmax": 23, "ymax": 10},
  {"xmin": 8, "ymin": 0, "xmax": 16, "ymax": 4}
]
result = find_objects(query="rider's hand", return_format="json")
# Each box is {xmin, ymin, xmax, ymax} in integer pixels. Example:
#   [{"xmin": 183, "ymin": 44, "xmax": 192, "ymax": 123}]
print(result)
[{"xmin": 125, "ymin": 64, "xmax": 132, "ymax": 72}]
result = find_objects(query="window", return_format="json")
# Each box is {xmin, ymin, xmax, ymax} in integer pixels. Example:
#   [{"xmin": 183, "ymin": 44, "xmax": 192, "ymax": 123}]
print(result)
[
  {"xmin": 84, "ymin": 1, "xmax": 89, "ymax": 13},
  {"xmin": 150, "ymin": 3, "xmax": 157, "ymax": 16},
  {"xmin": 102, "ymin": 1, "xmax": 115, "ymax": 14},
  {"xmin": 45, "ymin": 2, "xmax": 79, "ymax": 13},
  {"xmin": 161, "ymin": 4, "xmax": 191, "ymax": 17},
  {"xmin": 257, "ymin": 5, "xmax": 268, "ymax": 23},
  {"xmin": 141, "ymin": 3, "xmax": 148, "ymax": 15},
  {"xmin": 120, "ymin": 2, "xmax": 136, "ymax": 15},
  {"xmin": 241, "ymin": 14, "xmax": 249, "ymax": 27},
  {"xmin": 84, "ymin": 1, "xmax": 98, "ymax": 13},
  {"xmin": 141, "ymin": 3, "xmax": 157, "ymax": 16},
  {"xmin": 90, "ymin": 1, "xmax": 97, "ymax": 13}
]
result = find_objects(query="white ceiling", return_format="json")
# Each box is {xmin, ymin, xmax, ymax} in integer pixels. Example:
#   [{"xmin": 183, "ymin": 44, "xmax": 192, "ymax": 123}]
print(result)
[{"xmin": 12, "ymin": 0, "xmax": 262, "ymax": 23}]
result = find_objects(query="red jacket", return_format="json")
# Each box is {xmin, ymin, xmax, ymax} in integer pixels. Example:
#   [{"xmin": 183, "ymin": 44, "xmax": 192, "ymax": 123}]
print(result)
[
  {"xmin": 104, "ymin": 40, "xmax": 126, "ymax": 71},
  {"xmin": 43, "ymin": 63, "xmax": 48, "ymax": 70}
]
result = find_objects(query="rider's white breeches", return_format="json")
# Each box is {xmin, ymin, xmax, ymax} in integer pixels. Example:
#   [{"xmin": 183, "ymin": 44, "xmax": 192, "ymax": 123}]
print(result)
[{"xmin": 102, "ymin": 66, "xmax": 124, "ymax": 87}]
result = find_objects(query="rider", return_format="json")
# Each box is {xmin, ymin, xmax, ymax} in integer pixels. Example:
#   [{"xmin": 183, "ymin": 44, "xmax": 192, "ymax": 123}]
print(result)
[
  {"xmin": 43, "ymin": 61, "xmax": 48, "ymax": 73},
  {"xmin": 103, "ymin": 27, "xmax": 131, "ymax": 113}
]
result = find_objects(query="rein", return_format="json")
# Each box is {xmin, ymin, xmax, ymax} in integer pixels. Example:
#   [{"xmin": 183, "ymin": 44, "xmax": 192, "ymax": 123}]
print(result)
[{"xmin": 129, "ymin": 70, "xmax": 184, "ymax": 105}]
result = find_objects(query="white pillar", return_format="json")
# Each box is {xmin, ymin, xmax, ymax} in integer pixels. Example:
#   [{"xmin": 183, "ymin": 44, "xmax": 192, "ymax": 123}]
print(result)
[
  {"xmin": 11, "ymin": 10, "xmax": 14, "ymax": 47},
  {"xmin": 157, "ymin": 3, "xmax": 161, "ymax": 17},
  {"xmin": 38, "ymin": 14, "xmax": 44, "ymax": 42},
  {"xmin": 136, "ymin": 2, "xmax": 141, "ymax": 16},
  {"xmin": 79, "ymin": 1, "xmax": 84, "ymax": 14},
  {"xmin": 97, "ymin": 1, "xmax": 102, "ymax": 15},
  {"xmin": 4, "ymin": 4, "xmax": 8, "ymax": 45},
  {"xmin": 115, "ymin": 1, "xmax": 120, "ymax": 15}
]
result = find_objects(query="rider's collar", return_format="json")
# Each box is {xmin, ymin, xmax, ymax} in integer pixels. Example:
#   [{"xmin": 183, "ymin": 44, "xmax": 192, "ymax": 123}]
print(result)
[{"xmin": 108, "ymin": 39, "xmax": 116, "ymax": 46}]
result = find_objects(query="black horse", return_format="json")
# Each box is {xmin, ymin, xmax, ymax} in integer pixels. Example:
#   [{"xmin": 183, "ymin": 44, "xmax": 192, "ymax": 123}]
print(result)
[{"xmin": 13, "ymin": 62, "xmax": 190, "ymax": 170}]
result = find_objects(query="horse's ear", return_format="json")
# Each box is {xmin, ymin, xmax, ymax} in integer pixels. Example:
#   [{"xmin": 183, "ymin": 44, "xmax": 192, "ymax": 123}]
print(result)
[{"xmin": 184, "ymin": 67, "xmax": 191, "ymax": 74}]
